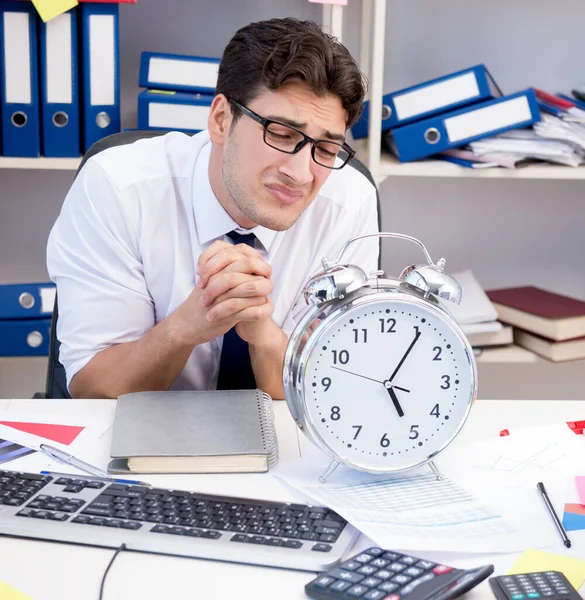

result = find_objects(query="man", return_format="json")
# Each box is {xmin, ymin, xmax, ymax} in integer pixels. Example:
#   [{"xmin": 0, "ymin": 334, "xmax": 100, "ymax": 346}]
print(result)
[{"xmin": 46, "ymin": 18, "xmax": 380, "ymax": 399}]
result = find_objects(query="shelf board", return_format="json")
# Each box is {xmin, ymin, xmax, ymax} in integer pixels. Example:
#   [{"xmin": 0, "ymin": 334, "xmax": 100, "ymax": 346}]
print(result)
[
  {"xmin": 0, "ymin": 156, "xmax": 81, "ymax": 171},
  {"xmin": 354, "ymin": 140, "xmax": 585, "ymax": 183}
]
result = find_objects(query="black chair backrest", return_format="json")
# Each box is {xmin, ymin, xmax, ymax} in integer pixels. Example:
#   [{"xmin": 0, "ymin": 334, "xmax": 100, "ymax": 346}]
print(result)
[{"xmin": 45, "ymin": 131, "xmax": 381, "ymax": 398}]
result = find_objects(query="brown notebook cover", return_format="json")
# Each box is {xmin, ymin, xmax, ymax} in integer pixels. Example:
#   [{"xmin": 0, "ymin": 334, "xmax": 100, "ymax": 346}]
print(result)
[{"xmin": 486, "ymin": 286, "xmax": 585, "ymax": 320}]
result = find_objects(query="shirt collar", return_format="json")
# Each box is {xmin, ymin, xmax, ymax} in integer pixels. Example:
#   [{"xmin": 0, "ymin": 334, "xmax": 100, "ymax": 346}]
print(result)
[{"xmin": 192, "ymin": 134, "xmax": 279, "ymax": 254}]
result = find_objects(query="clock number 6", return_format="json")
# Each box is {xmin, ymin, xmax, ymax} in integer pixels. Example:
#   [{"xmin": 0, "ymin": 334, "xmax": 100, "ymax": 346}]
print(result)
[{"xmin": 380, "ymin": 433, "xmax": 390, "ymax": 448}]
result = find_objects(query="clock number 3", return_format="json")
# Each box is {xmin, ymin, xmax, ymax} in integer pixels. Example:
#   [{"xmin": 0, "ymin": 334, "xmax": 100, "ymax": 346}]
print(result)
[{"xmin": 441, "ymin": 375, "xmax": 451, "ymax": 389}]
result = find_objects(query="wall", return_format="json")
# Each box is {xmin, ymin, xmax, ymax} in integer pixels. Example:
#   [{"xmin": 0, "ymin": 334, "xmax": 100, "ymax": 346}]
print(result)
[{"xmin": 0, "ymin": 0, "xmax": 584, "ymax": 397}]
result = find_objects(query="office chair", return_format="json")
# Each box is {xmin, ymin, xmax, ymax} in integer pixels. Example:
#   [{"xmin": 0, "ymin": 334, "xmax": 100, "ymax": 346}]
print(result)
[{"xmin": 44, "ymin": 131, "xmax": 382, "ymax": 399}]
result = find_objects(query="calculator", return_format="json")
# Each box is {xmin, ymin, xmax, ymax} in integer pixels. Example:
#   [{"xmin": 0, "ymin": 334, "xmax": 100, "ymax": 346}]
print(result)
[
  {"xmin": 305, "ymin": 547, "xmax": 494, "ymax": 600},
  {"xmin": 489, "ymin": 572, "xmax": 581, "ymax": 600}
]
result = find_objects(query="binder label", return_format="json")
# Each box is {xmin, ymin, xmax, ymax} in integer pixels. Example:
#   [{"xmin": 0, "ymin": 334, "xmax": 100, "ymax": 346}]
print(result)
[
  {"xmin": 89, "ymin": 15, "xmax": 115, "ymax": 106},
  {"xmin": 3, "ymin": 12, "xmax": 32, "ymax": 104},
  {"xmin": 149, "ymin": 102, "xmax": 210, "ymax": 131},
  {"xmin": 394, "ymin": 72, "xmax": 480, "ymax": 120},
  {"xmin": 46, "ymin": 13, "xmax": 73, "ymax": 104},
  {"xmin": 445, "ymin": 96, "xmax": 532, "ymax": 143},
  {"xmin": 40, "ymin": 286, "xmax": 56, "ymax": 314},
  {"xmin": 149, "ymin": 58, "xmax": 219, "ymax": 90}
]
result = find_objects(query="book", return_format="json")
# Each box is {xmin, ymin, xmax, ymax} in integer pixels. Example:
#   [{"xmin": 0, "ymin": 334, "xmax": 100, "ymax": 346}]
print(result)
[
  {"xmin": 108, "ymin": 390, "xmax": 278, "ymax": 474},
  {"xmin": 467, "ymin": 324, "xmax": 513, "ymax": 348},
  {"xmin": 486, "ymin": 286, "xmax": 585, "ymax": 342},
  {"xmin": 514, "ymin": 329, "xmax": 585, "ymax": 362},
  {"xmin": 475, "ymin": 344, "xmax": 539, "ymax": 363}
]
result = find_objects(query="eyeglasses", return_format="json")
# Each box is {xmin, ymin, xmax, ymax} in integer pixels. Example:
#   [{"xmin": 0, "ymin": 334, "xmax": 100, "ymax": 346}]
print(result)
[{"xmin": 229, "ymin": 99, "xmax": 355, "ymax": 170}]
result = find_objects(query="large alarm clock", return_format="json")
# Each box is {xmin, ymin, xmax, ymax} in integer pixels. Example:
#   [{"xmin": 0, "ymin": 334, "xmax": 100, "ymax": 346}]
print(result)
[{"xmin": 283, "ymin": 232, "xmax": 477, "ymax": 482}]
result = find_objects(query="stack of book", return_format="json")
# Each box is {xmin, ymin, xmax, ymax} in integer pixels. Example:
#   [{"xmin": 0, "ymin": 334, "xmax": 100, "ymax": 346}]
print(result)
[
  {"xmin": 486, "ymin": 286, "xmax": 585, "ymax": 362},
  {"xmin": 350, "ymin": 64, "xmax": 541, "ymax": 163},
  {"xmin": 439, "ymin": 271, "xmax": 515, "ymax": 357},
  {"xmin": 137, "ymin": 52, "xmax": 220, "ymax": 135}
]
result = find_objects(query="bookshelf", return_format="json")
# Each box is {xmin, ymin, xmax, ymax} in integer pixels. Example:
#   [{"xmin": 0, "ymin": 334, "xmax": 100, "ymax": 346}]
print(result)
[{"xmin": 0, "ymin": 157, "xmax": 81, "ymax": 171}]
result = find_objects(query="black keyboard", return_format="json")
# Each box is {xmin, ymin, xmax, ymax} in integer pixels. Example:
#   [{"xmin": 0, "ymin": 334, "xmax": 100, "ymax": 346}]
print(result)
[{"xmin": 0, "ymin": 469, "xmax": 358, "ymax": 571}]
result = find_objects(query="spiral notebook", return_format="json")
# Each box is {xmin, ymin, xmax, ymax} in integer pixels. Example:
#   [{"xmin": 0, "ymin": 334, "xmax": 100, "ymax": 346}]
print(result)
[{"xmin": 108, "ymin": 389, "xmax": 278, "ymax": 474}]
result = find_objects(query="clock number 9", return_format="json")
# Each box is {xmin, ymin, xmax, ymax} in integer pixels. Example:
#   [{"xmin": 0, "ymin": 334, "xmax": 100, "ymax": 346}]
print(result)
[
  {"xmin": 380, "ymin": 433, "xmax": 390, "ymax": 448},
  {"xmin": 321, "ymin": 377, "xmax": 331, "ymax": 392},
  {"xmin": 441, "ymin": 375, "xmax": 451, "ymax": 389}
]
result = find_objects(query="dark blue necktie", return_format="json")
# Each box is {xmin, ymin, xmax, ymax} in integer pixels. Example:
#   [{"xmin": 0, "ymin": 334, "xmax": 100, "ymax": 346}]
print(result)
[{"xmin": 216, "ymin": 231, "xmax": 257, "ymax": 390}]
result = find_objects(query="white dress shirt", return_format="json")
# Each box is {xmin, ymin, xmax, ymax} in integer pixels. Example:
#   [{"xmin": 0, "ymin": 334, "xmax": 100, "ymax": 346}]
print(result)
[{"xmin": 46, "ymin": 131, "xmax": 379, "ymax": 391}]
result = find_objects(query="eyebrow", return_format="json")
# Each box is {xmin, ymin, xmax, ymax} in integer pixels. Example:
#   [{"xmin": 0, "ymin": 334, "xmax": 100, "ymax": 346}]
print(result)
[{"xmin": 265, "ymin": 115, "xmax": 346, "ymax": 143}]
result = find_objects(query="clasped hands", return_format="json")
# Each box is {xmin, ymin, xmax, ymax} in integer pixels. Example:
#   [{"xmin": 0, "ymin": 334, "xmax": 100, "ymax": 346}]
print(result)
[{"xmin": 174, "ymin": 239, "xmax": 276, "ymax": 348}]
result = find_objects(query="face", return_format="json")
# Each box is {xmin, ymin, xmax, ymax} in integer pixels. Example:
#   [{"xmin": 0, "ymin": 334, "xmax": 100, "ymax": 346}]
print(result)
[{"xmin": 208, "ymin": 82, "xmax": 348, "ymax": 231}]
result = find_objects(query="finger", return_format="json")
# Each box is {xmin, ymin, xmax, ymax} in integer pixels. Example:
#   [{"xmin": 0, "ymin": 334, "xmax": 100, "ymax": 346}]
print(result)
[
  {"xmin": 206, "ymin": 296, "xmax": 268, "ymax": 323},
  {"xmin": 196, "ymin": 240, "xmax": 231, "ymax": 272},
  {"xmin": 201, "ymin": 274, "xmax": 273, "ymax": 307},
  {"xmin": 198, "ymin": 248, "xmax": 267, "ymax": 288},
  {"xmin": 234, "ymin": 301, "xmax": 275, "ymax": 323}
]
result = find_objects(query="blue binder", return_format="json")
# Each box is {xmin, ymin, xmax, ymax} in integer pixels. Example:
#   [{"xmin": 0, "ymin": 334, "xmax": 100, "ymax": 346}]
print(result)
[
  {"xmin": 139, "ymin": 52, "xmax": 220, "ymax": 95},
  {"xmin": 39, "ymin": 8, "xmax": 80, "ymax": 158},
  {"xmin": 80, "ymin": 3, "xmax": 120, "ymax": 152},
  {"xmin": 384, "ymin": 89, "xmax": 541, "ymax": 163},
  {"xmin": 0, "ymin": 2, "xmax": 41, "ymax": 157},
  {"xmin": 0, "ymin": 318, "xmax": 51, "ymax": 356},
  {"xmin": 351, "ymin": 65, "xmax": 502, "ymax": 140},
  {"xmin": 0, "ymin": 282, "xmax": 56, "ymax": 320},
  {"xmin": 138, "ymin": 90, "xmax": 213, "ymax": 133}
]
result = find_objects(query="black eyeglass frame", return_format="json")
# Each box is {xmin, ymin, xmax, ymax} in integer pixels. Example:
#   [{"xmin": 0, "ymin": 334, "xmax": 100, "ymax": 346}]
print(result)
[{"xmin": 228, "ymin": 98, "xmax": 355, "ymax": 170}]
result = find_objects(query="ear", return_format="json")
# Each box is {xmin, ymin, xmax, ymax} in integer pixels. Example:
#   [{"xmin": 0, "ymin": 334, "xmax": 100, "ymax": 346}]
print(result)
[{"xmin": 208, "ymin": 94, "xmax": 232, "ymax": 145}]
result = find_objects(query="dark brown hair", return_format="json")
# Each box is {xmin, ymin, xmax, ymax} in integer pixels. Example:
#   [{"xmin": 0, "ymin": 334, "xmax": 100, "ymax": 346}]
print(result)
[{"xmin": 216, "ymin": 18, "xmax": 367, "ymax": 128}]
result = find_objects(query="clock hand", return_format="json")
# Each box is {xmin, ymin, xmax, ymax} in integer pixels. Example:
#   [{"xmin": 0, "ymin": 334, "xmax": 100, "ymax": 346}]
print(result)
[
  {"xmin": 388, "ymin": 330, "xmax": 421, "ymax": 382},
  {"xmin": 386, "ymin": 385, "xmax": 405, "ymax": 418},
  {"xmin": 331, "ymin": 367, "xmax": 410, "ymax": 392}
]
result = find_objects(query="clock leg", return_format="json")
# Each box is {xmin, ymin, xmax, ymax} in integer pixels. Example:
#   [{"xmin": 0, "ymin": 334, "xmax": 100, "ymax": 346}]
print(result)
[
  {"xmin": 319, "ymin": 459, "xmax": 340, "ymax": 483},
  {"xmin": 428, "ymin": 460, "xmax": 444, "ymax": 481}
]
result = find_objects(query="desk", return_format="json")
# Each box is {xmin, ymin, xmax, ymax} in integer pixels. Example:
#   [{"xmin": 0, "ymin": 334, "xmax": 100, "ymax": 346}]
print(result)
[{"xmin": 1, "ymin": 399, "xmax": 585, "ymax": 600}]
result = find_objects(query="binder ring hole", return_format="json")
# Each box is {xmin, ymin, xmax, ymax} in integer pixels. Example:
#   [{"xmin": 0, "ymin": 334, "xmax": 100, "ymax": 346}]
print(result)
[
  {"xmin": 424, "ymin": 128, "xmax": 441, "ymax": 144},
  {"xmin": 381, "ymin": 104, "xmax": 392, "ymax": 120},
  {"xmin": 26, "ymin": 331, "xmax": 43, "ymax": 349},
  {"xmin": 18, "ymin": 292, "xmax": 35, "ymax": 310},
  {"xmin": 11, "ymin": 112, "xmax": 27, "ymax": 128},
  {"xmin": 53, "ymin": 112, "xmax": 69, "ymax": 128},
  {"xmin": 96, "ymin": 112, "xmax": 111, "ymax": 129}
]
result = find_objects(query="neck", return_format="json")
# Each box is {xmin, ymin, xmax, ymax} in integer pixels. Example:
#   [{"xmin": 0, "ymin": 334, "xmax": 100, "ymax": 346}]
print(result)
[{"xmin": 208, "ymin": 144, "xmax": 256, "ymax": 229}]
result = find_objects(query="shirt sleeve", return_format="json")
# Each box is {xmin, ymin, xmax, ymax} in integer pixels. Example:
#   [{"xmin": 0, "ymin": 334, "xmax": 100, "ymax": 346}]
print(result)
[{"xmin": 46, "ymin": 159, "xmax": 155, "ymax": 389}]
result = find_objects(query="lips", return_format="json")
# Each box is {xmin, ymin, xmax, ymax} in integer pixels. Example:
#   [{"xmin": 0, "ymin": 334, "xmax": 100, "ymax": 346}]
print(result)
[{"xmin": 265, "ymin": 183, "xmax": 304, "ymax": 205}]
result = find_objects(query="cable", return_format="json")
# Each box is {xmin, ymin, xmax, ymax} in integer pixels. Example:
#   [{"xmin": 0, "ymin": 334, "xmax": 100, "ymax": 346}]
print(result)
[{"xmin": 99, "ymin": 543, "xmax": 126, "ymax": 600}]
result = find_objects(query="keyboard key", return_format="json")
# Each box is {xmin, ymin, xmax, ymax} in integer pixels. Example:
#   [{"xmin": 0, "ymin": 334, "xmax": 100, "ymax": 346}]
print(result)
[
  {"xmin": 200, "ymin": 530, "xmax": 221, "ymax": 539},
  {"xmin": 328, "ymin": 570, "xmax": 365, "ymax": 584},
  {"xmin": 313, "ymin": 575, "xmax": 335, "ymax": 588},
  {"xmin": 361, "ymin": 577, "xmax": 382, "ymax": 587},
  {"xmin": 341, "ymin": 561, "xmax": 361, "ymax": 571},
  {"xmin": 357, "ymin": 565, "xmax": 377, "ymax": 576},
  {"xmin": 282, "ymin": 540, "xmax": 303, "ymax": 549},
  {"xmin": 378, "ymin": 581, "xmax": 399, "ymax": 593},
  {"xmin": 347, "ymin": 584, "xmax": 369, "ymax": 597},
  {"xmin": 312, "ymin": 543, "xmax": 333, "ymax": 552},
  {"xmin": 330, "ymin": 580, "xmax": 352, "ymax": 593},
  {"xmin": 354, "ymin": 553, "xmax": 373, "ymax": 563}
]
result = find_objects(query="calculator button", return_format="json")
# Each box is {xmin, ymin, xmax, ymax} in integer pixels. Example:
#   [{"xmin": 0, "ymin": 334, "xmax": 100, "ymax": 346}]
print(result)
[
  {"xmin": 330, "ymin": 580, "xmax": 352, "ymax": 593},
  {"xmin": 341, "ymin": 561, "xmax": 361, "ymax": 571},
  {"xmin": 312, "ymin": 575, "xmax": 335, "ymax": 588},
  {"xmin": 383, "ymin": 552, "xmax": 401, "ymax": 561},
  {"xmin": 364, "ymin": 591, "xmax": 386, "ymax": 600},
  {"xmin": 378, "ymin": 582, "xmax": 399, "ymax": 593},
  {"xmin": 433, "ymin": 565, "xmax": 452, "ymax": 575},
  {"xmin": 400, "ymin": 556, "xmax": 416, "ymax": 565},
  {"xmin": 358, "ymin": 565, "xmax": 378, "ymax": 576},
  {"xmin": 362, "ymin": 577, "xmax": 382, "ymax": 588},
  {"xmin": 391, "ymin": 575, "xmax": 411, "ymax": 585},
  {"xmin": 389, "ymin": 562, "xmax": 406, "ymax": 572},
  {"xmin": 541, "ymin": 592, "xmax": 554, "ymax": 596},
  {"xmin": 355, "ymin": 553, "xmax": 374, "ymax": 563},
  {"xmin": 329, "ymin": 570, "xmax": 365, "ymax": 584},
  {"xmin": 347, "ymin": 584, "xmax": 369, "ymax": 597},
  {"xmin": 511, "ymin": 594, "xmax": 525, "ymax": 600},
  {"xmin": 527, "ymin": 593, "xmax": 540, "ymax": 598},
  {"xmin": 375, "ymin": 570, "xmax": 393, "ymax": 581},
  {"xmin": 415, "ymin": 560, "xmax": 435, "ymax": 570},
  {"xmin": 371, "ymin": 558, "xmax": 389, "ymax": 568},
  {"xmin": 366, "ymin": 548, "xmax": 385, "ymax": 556},
  {"xmin": 404, "ymin": 567, "xmax": 423, "ymax": 577}
]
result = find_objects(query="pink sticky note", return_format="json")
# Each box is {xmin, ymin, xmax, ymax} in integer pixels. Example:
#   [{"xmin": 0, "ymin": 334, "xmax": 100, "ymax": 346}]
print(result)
[
  {"xmin": 575, "ymin": 476, "xmax": 585, "ymax": 504},
  {"xmin": 309, "ymin": 0, "xmax": 348, "ymax": 5}
]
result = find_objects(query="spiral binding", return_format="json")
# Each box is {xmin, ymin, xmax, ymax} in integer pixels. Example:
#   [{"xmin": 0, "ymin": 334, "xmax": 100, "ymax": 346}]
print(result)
[{"xmin": 256, "ymin": 390, "xmax": 279, "ymax": 468}]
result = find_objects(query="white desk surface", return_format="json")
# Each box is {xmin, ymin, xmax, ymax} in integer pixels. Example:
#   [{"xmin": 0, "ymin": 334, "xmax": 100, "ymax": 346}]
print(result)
[{"xmin": 1, "ymin": 398, "xmax": 585, "ymax": 600}]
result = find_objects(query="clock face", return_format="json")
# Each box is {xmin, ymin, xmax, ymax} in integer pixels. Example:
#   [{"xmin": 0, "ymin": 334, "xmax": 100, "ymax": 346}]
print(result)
[{"xmin": 302, "ymin": 296, "xmax": 475, "ymax": 471}]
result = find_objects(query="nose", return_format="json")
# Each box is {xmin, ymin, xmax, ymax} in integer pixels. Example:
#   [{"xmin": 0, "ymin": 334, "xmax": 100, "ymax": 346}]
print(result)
[{"xmin": 278, "ymin": 142, "xmax": 314, "ymax": 186}]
